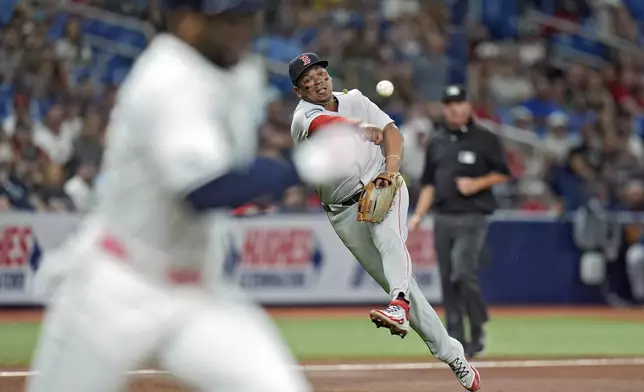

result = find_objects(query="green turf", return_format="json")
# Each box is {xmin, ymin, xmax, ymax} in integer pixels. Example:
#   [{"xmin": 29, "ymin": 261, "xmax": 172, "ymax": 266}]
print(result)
[
  {"xmin": 276, "ymin": 316, "xmax": 644, "ymax": 360},
  {"xmin": 0, "ymin": 323, "xmax": 40, "ymax": 366},
  {"xmin": 1, "ymin": 316, "xmax": 643, "ymax": 366}
]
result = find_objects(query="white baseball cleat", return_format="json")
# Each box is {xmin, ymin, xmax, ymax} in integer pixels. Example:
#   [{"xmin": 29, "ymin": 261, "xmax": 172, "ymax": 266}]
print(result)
[
  {"xmin": 369, "ymin": 299, "xmax": 410, "ymax": 338},
  {"xmin": 448, "ymin": 352, "xmax": 481, "ymax": 391}
]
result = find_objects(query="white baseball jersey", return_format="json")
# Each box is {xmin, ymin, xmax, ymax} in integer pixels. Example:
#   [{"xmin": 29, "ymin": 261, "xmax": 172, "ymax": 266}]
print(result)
[
  {"xmin": 86, "ymin": 33, "xmax": 265, "ymax": 280},
  {"xmin": 290, "ymin": 89, "xmax": 393, "ymax": 205}
]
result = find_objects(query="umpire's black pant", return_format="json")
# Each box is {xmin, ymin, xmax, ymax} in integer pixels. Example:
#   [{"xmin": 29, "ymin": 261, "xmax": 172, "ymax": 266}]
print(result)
[{"xmin": 434, "ymin": 213, "xmax": 489, "ymax": 345}]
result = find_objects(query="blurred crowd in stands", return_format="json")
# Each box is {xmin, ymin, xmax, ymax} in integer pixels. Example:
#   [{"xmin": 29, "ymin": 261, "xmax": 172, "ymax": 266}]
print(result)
[{"xmin": 3, "ymin": 0, "xmax": 644, "ymax": 216}]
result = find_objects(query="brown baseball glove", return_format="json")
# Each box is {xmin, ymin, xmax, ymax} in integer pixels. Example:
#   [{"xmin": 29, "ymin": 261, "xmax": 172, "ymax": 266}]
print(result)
[{"xmin": 357, "ymin": 172, "xmax": 404, "ymax": 223}]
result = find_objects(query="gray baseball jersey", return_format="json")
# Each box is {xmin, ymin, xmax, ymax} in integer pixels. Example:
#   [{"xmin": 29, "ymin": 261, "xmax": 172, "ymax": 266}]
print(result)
[{"xmin": 290, "ymin": 89, "xmax": 462, "ymax": 364}]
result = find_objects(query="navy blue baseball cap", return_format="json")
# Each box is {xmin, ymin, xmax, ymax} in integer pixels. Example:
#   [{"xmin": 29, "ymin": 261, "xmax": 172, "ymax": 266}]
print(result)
[
  {"xmin": 165, "ymin": 0, "xmax": 267, "ymax": 13},
  {"xmin": 289, "ymin": 53, "xmax": 329, "ymax": 86},
  {"xmin": 442, "ymin": 85, "xmax": 468, "ymax": 103}
]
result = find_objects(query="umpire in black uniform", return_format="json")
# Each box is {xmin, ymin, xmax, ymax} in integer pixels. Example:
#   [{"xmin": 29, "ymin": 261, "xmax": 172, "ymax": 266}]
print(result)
[{"xmin": 408, "ymin": 85, "xmax": 510, "ymax": 359}]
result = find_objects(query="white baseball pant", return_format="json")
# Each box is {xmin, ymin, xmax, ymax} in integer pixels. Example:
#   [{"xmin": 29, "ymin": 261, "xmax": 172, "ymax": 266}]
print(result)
[
  {"xmin": 26, "ymin": 249, "xmax": 310, "ymax": 392},
  {"xmin": 326, "ymin": 180, "xmax": 463, "ymax": 362}
]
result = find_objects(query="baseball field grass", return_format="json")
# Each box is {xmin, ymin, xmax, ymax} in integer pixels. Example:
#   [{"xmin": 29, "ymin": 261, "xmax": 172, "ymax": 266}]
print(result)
[
  {"xmin": 1, "ymin": 307, "xmax": 644, "ymax": 366},
  {"xmin": 0, "ymin": 307, "xmax": 643, "ymax": 391}
]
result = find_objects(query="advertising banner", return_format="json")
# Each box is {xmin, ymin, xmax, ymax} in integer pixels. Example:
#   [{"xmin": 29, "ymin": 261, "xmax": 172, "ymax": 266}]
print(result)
[
  {"xmin": 0, "ymin": 213, "xmax": 442, "ymax": 305},
  {"xmin": 221, "ymin": 216, "xmax": 441, "ymax": 305},
  {"xmin": 0, "ymin": 213, "xmax": 80, "ymax": 304}
]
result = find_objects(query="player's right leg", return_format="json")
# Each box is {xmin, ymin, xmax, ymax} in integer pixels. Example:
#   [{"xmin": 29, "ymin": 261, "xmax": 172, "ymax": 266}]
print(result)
[
  {"xmin": 158, "ymin": 289, "xmax": 310, "ymax": 392},
  {"xmin": 27, "ymin": 252, "xmax": 178, "ymax": 392},
  {"xmin": 327, "ymin": 207, "xmax": 480, "ymax": 391}
]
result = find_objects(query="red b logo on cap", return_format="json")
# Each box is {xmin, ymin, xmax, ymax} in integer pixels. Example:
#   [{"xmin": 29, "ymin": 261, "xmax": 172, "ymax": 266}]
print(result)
[{"xmin": 300, "ymin": 55, "xmax": 311, "ymax": 65}]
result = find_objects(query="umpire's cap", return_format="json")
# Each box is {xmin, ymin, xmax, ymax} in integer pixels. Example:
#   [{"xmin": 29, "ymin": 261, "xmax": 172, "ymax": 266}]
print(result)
[
  {"xmin": 442, "ymin": 85, "xmax": 468, "ymax": 103},
  {"xmin": 289, "ymin": 53, "xmax": 329, "ymax": 86},
  {"xmin": 165, "ymin": 0, "xmax": 267, "ymax": 13}
]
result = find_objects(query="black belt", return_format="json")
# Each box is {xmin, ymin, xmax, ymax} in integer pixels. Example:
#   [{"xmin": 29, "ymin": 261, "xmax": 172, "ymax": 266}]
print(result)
[{"xmin": 321, "ymin": 190, "xmax": 364, "ymax": 213}]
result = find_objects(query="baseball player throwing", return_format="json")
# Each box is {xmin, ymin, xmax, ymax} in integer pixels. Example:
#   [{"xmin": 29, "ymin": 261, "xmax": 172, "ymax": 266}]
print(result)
[
  {"xmin": 26, "ymin": 3, "xmax": 360, "ymax": 392},
  {"xmin": 289, "ymin": 53, "xmax": 481, "ymax": 392}
]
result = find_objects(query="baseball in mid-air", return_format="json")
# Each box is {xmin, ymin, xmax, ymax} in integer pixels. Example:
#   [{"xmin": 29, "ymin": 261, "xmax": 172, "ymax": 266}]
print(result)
[{"xmin": 376, "ymin": 80, "xmax": 394, "ymax": 97}]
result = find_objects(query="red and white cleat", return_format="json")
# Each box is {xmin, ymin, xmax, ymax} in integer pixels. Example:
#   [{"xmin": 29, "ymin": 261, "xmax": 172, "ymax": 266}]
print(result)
[
  {"xmin": 448, "ymin": 356, "xmax": 481, "ymax": 391},
  {"xmin": 369, "ymin": 299, "xmax": 410, "ymax": 338}
]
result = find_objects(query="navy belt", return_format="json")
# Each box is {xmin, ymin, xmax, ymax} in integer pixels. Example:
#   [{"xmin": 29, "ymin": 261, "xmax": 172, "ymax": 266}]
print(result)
[{"xmin": 321, "ymin": 190, "xmax": 364, "ymax": 213}]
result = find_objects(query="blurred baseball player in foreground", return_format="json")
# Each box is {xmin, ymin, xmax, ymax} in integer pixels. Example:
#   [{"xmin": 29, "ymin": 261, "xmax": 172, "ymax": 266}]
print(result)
[
  {"xmin": 289, "ymin": 53, "xmax": 481, "ymax": 392},
  {"xmin": 26, "ymin": 2, "xmax": 360, "ymax": 392}
]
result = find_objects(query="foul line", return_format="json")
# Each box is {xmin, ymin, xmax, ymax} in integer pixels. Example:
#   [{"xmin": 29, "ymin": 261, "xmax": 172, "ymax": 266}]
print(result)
[{"xmin": 2, "ymin": 358, "xmax": 644, "ymax": 378}]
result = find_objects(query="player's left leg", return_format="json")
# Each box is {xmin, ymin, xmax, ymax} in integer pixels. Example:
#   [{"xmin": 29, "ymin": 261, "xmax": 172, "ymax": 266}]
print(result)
[{"xmin": 158, "ymin": 289, "xmax": 310, "ymax": 392}]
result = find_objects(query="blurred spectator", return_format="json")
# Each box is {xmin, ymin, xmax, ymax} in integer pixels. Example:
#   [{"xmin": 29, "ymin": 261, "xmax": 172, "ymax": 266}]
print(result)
[
  {"xmin": 544, "ymin": 111, "xmax": 576, "ymax": 164},
  {"xmin": 36, "ymin": 163, "xmax": 75, "ymax": 212},
  {"xmin": 566, "ymin": 123, "xmax": 604, "ymax": 183},
  {"xmin": 67, "ymin": 110, "xmax": 104, "ymax": 176},
  {"xmin": 0, "ymin": 26, "xmax": 22, "ymax": 87},
  {"xmin": 33, "ymin": 104, "xmax": 77, "ymax": 165},
  {"xmin": 608, "ymin": 65, "xmax": 641, "ymax": 115},
  {"xmin": 1, "ymin": 0, "xmax": 644, "ymax": 214},
  {"xmin": 400, "ymin": 103, "xmax": 433, "ymax": 184},
  {"xmin": 522, "ymin": 73, "xmax": 562, "ymax": 129},
  {"xmin": 55, "ymin": 17, "xmax": 92, "ymax": 68},
  {"xmin": 0, "ymin": 143, "xmax": 36, "ymax": 211},
  {"xmin": 11, "ymin": 121, "xmax": 47, "ymax": 165},
  {"xmin": 281, "ymin": 185, "xmax": 308, "ymax": 213},
  {"xmin": 617, "ymin": 115, "xmax": 644, "ymax": 161},
  {"xmin": 567, "ymin": 93, "xmax": 597, "ymax": 133},
  {"xmin": 64, "ymin": 162, "xmax": 97, "ymax": 212},
  {"xmin": 619, "ymin": 179, "xmax": 644, "ymax": 210},
  {"xmin": 487, "ymin": 57, "xmax": 533, "ymax": 108},
  {"xmin": 3, "ymin": 94, "xmax": 33, "ymax": 136},
  {"xmin": 509, "ymin": 106, "xmax": 536, "ymax": 134},
  {"xmin": 412, "ymin": 33, "xmax": 448, "ymax": 102},
  {"xmin": 472, "ymin": 87, "xmax": 501, "ymax": 124},
  {"xmin": 258, "ymin": 98, "xmax": 293, "ymax": 160}
]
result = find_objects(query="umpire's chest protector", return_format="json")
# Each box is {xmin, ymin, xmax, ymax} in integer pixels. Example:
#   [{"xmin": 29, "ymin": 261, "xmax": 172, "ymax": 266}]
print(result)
[{"xmin": 430, "ymin": 127, "xmax": 492, "ymax": 178}]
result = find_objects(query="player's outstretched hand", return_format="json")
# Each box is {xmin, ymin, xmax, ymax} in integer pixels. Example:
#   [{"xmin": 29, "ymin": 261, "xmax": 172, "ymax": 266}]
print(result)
[
  {"xmin": 360, "ymin": 123, "xmax": 383, "ymax": 145},
  {"xmin": 293, "ymin": 123, "xmax": 360, "ymax": 184}
]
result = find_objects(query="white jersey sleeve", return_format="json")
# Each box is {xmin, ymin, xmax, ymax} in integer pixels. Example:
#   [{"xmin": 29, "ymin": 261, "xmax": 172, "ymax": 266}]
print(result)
[
  {"xmin": 290, "ymin": 107, "xmax": 318, "ymax": 144},
  {"xmin": 145, "ymin": 87, "xmax": 233, "ymax": 196},
  {"xmin": 291, "ymin": 103, "xmax": 358, "ymax": 145},
  {"xmin": 352, "ymin": 89, "xmax": 394, "ymax": 130}
]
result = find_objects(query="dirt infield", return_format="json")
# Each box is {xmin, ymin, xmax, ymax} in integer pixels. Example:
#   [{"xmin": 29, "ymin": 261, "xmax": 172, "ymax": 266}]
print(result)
[
  {"xmin": 0, "ymin": 362, "xmax": 642, "ymax": 391},
  {"xmin": 1, "ymin": 306, "xmax": 643, "ymax": 391}
]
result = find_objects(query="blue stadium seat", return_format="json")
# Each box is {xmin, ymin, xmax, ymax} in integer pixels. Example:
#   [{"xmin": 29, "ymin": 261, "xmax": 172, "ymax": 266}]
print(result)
[
  {"xmin": 0, "ymin": 0, "xmax": 19, "ymax": 26},
  {"xmin": 117, "ymin": 28, "xmax": 148, "ymax": 49},
  {"xmin": 550, "ymin": 165, "xmax": 588, "ymax": 211},
  {"xmin": 624, "ymin": 0, "xmax": 644, "ymax": 20},
  {"xmin": 103, "ymin": 24, "xmax": 124, "ymax": 41},
  {"xmin": 49, "ymin": 13, "xmax": 68, "ymax": 39},
  {"xmin": 480, "ymin": 0, "xmax": 519, "ymax": 39},
  {"xmin": 83, "ymin": 18, "xmax": 102, "ymax": 36}
]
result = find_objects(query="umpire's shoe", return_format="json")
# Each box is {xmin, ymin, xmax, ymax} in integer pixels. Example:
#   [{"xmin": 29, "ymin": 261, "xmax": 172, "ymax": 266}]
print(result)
[
  {"xmin": 369, "ymin": 298, "xmax": 410, "ymax": 338},
  {"xmin": 466, "ymin": 328, "xmax": 486, "ymax": 359}
]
